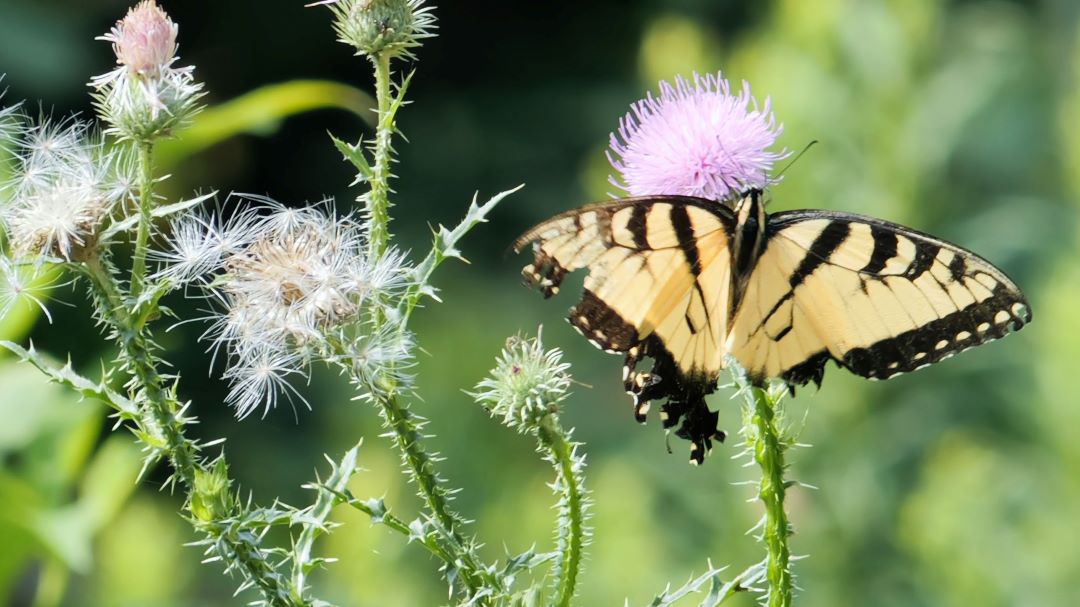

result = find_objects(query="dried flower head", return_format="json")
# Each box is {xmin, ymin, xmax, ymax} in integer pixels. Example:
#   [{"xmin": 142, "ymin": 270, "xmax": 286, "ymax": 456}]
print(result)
[
  {"xmin": 472, "ymin": 329, "xmax": 572, "ymax": 433},
  {"xmin": 608, "ymin": 72, "xmax": 787, "ymax": 202},
  {"xmin": 91, "ymin": 1, "xmax": 203, "ymax": 142},
  {"xmin": 107, "ymin": 1, "xmax": 178, "ymax": 78},
  {"xmin": 150, "ymin": 207, "xmax": 261, "ymax": 288},
  {"xmin": 317, "ymin": 0, "xmax": 437, "ymax": 60},
  {"xmin": 1, "ymin": 118, "xmax": 131, "ymax": 262},
  {"xmin": 164, "ymin": 197, "xmax": 413, "ymax": 417}
]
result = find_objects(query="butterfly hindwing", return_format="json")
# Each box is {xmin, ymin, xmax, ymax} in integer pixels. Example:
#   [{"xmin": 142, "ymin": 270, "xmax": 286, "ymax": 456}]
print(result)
[
  {"xmin": 726, "ymin": 210, "xmax": 1032, "ymax": 385},
  {"xmin": 515, "ymin": 197, "xmax": 736, "ymax": 461}
]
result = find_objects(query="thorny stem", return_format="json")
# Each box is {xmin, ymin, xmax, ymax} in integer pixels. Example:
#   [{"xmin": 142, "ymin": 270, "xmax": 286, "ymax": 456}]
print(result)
[
  {"xmin": 345, "ymin": 496, "xmax": 458, "ymax": 565},
  {"xmin": 537, "ymin": 414, "xmax": 585, "ymax": 607},
  {"xmin": 357, "ymin": 49, "xmax": 495, "ymax": 601},
  {"xmin": 130, "ymin": 141, "xmax": 155, "ymax": 297},
  {"xmin": 750, "ymin": 385, "xmax": 793, "ymax": 607},
  {"xmin": 367, "ymin": 51, "xmax": 393, "ymax": 260},
  {"xmin": 83, "ymin": 257, "xmax": 302, "ymax": 606},
  {"xmin": 85, "ymin": 255, "xmax": 198, "ymax": 488},
  {"xmin": 371, "ymin": 390, "xmax": 493, "ymax": 599}
]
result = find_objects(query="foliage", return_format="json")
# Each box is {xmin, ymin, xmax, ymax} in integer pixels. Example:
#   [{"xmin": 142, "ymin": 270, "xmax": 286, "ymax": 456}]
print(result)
[{"xmin": 0, "ymin": 1, "xmax": 1075, "ymax": 606}]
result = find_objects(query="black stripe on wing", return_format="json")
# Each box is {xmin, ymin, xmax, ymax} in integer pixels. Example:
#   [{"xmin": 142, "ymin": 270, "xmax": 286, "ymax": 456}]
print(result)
[
  {"xmin": 568, "ymin": 290, "xmax": 724, "ymax": 464},
  {"xmin": 767, "ymin": 209, "xmax": 1031, "ymax": 385},
  {"xmin": 839, "ymin": 282, "xmax": 1029, "ymax": 380}
]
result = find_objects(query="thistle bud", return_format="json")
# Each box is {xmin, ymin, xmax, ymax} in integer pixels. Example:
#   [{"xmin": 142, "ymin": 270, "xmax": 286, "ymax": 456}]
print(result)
[
  {"xmin": 110, "ymin": 1, "xmax": 178, "ymax": 78},
  {"xmin": 90, "ymin": 1, "xmax": 203, "ymax": 143},
  {"xmin": 190, "ymin": 457, "xmax": 234, "ymax": 522},
  {"xmin": 320, "ymin": 0, "xmax": 437, "ymax": 60},
  {"xmin": 471, "ymin": 330, "xmax": 572, "ymax": 433}
]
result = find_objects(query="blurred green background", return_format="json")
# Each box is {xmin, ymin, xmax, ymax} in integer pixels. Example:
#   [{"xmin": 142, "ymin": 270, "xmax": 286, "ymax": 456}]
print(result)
[{"xmin": 2, "ymin": 0, "xmax": 1079, "ymax": 605}]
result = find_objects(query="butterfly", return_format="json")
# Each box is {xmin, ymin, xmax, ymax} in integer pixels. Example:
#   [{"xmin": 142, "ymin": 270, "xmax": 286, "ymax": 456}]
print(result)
[{"xmin": 513, "ymin": 189, "xmax": 1031, "ymax": 463}]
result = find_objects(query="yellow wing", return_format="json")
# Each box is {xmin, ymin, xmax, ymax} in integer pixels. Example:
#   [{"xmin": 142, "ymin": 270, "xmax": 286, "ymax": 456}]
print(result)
[
  {"xmin": 514, "ymin": 196, "xmax": 735, "ymax": 462},
  {"xmin": 726, "ymin": 211, "xmax": 1032, "ymax": 386}
]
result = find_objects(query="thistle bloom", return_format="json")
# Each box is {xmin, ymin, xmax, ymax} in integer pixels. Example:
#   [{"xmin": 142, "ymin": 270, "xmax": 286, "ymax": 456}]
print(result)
[
  {"xmin": 108, "ymin": 0, "xmax": 178, "ymax": 78},
  {"xmin": 91, "ymin": 0, "xmax": 203, "ymax": 141},
  {"xmin": 608, "ymin": 72, "xmax": 786, "ymax": 202}
]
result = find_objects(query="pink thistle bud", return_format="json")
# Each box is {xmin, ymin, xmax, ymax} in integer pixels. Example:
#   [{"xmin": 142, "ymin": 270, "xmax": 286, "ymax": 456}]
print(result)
[{"xmin": 106, "ymin": 1, "xmax": 178, "ymax": 78}]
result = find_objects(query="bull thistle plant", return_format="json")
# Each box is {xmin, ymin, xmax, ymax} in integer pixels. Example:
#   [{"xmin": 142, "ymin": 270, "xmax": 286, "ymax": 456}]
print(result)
[{"xmin": 0, "ymin": 1, "xmax": 802, "ymax": 605}]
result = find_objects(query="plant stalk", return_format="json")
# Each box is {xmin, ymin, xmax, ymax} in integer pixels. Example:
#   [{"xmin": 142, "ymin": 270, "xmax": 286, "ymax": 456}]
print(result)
[
  {"xmin": 750, "ymin": 385, "xmax": 793, "ymax": 607},
  {"xmin": 130, "ymin": 141, "xmax": 156, "ymax": 297},
  {"xmin": 537, "ymin": 414, "xmax": 585, "ymax": 607},
  {"xmin": 82, "ymin": 256, "xmax": 305, "ymax": 605},
  {"xmin": 372, "ymin": 390, "xmax": 492, "ymax": 598},
  {"xmin": 366, "ymin": 51, "xmax": 394, "ymax": 260},
  {"xmin": 85, "ymin": 255, "xmax": 197, "ymax": 487}
]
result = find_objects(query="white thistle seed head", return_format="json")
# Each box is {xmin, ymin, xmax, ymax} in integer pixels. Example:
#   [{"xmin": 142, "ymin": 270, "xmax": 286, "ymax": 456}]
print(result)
[
  {"xmin": 1, "ymin": 118, "xmax": 132, "ymax": 263},
  {"xmin": 224, "ymin": 346, "xmax": 309, "ymax": 419},
  {"xmin": 149, "ymin": 206, "xmax": 262, "ymax": 287},
  {"xmin": 0, "ymin": 257, "xmax": 58, "ymax": 323},
  {"xmin": 162, "ymin": 197, "xmax": 414, "ymax": 417},
  {"xmin": 0, "ymin": 100, "xmax": 25, "ymax": 156}
]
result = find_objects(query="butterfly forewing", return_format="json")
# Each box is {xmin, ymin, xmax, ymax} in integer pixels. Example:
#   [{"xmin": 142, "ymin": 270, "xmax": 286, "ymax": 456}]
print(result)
[
  {"xmin": 515, "ymin": 197, "xmax": 734, "ymax": 376},
  {"xmin": 726, "ymin": 210, "xmax": 1031, "ymax": 385}
]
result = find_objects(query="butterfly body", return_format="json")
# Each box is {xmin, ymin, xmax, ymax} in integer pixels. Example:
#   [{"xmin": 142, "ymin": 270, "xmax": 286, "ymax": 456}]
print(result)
[{"xmin": 515, "ymin": 191, "xmax": 1031, "ymax": 463}]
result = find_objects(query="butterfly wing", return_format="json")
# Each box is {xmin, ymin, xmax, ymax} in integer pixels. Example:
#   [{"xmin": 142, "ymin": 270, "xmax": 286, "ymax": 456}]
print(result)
[
  {"xmin": 726, "ymin": 210, "xmax": 1032, "ymax": 386},
  {"xmin": 514, "ymin": 196, "xmax": 736, "ymax": 461}
]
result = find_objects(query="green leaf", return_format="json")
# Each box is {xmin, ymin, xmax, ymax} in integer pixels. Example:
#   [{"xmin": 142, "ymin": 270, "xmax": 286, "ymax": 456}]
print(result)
[
  {"xmin": 101, "ymin": 191, "xmax": 217, "ymax": 241},
  {"xmin": 0, "ymin": 341, "xmax": 137, "ymax": 417},
  {"xmin": 330, "ymin": 134, "xmax": 374, "ymax": 184},
  {"xmin": 156, "ymin": 80, "xmax": 375, "ymax": 168},
  {"xmin": 412, "ymin": 185, "xmax": 524, "ymax": 292}
]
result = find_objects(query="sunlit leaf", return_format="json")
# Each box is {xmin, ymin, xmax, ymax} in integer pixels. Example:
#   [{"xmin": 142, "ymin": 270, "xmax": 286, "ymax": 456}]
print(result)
[{"xmin": 156, "ymin": 80, "xmax": 375, "ymax": 168}]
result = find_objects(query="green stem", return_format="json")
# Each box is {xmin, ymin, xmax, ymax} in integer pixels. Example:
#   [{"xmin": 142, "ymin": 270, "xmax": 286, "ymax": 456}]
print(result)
[
  {"xmin": 750, "ymin": 385, "xmax": 793, "ymax": 607},
  {"xmin": 372, "ymin": 391, "xmax": 492, "ymax": 597},
  {"xmin": 537, "ymin": 415, "xmax": 586, "ymax": 607},
  {"xmin": 130, "ymin": 141, "xmax": 156, "ymax": 297},
  {"xmin": 343, "ymin": 495, "xmax": 458, "ymax": 565},
  {"xmin": 367, "ymin": 51, "xmax": 394, "ymax": 260},
  {"xmin": 30, "ymin": 559, "xmax": 67, "ymax": 607},
  {"xmin": 82, "ymin": 257, "xmax": 302, "ymax": 606},
  {"xmin": 357, "ymin": 51, "xmax": 496, "ymax": 601},
  {"xmin": 85, "ymin": 255, "xmax": 197, "ymax": 488}
]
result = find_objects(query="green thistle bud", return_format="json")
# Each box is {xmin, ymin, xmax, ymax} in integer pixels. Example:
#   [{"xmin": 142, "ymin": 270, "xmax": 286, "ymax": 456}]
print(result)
[
  {"xmin": 320, "ymin": 0, "xmax": 437, "ymax": 61},
  {"xmin": 472, "ymin": 329, "xmax": 572, "ymax": 433},
  {"xmin": 190, "ymin": 457, "xmax": 234, "ymax": 522}
]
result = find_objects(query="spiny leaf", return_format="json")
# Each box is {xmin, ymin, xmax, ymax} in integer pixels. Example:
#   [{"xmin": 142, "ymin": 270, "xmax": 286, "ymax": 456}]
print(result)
[
  {"xmin": 101, "ymin": 191, "xmax": 217, "ymax": 240},
  {"xmin": 331, "ymin": 133, "xmax": 374, "ymax": 184},
  {"xmin": 0, "ymin": 341, "xmax": 137, "ymax": 415}
]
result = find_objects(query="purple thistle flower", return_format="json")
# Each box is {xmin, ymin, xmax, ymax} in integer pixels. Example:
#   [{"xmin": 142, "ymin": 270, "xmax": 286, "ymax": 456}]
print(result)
[{"xmin": 608, "ymin": 72, "xmax": 787, "ymax": 202}]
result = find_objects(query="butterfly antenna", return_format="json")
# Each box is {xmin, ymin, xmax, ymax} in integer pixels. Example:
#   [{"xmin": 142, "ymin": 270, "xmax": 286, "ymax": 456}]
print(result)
[{"xmin": 772, "ymin": 139, "xmax": 819, "ymax": 183}]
